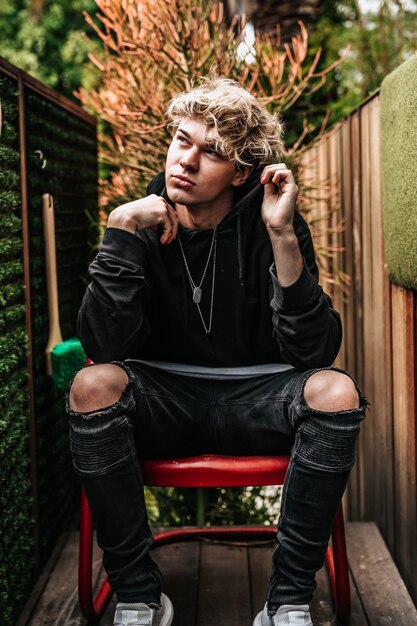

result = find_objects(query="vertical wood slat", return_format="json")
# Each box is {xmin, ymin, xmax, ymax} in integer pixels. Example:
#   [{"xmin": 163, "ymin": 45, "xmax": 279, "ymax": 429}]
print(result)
[
  {"xmin": 360, "ymin": 98, "xmax": 381, "ymax": 522},
  {"xmin": 197, "ymin": 543, "xmax": 251, "ymax": 625},
  {"xmin": 358, "ymin": 102, "xmax": 373, "ymax": 522},
  {"xmin": 339, "ymin": 117, "xmax": 356, "ymax": 522},
  {"xmin": 317, "ymin": 138, "xmax": 330, "ymax": 294},
  {"xmin": 329, "ymin": 128, "xmax": 345, "ymax": 369},
  {"xmin": 367, "ymin": 96, "xmax": 394, "ymax": 545},
  {"xmin": 391, "ymin": 285, "xmax": 417, "ymax": 603},
  {"xmin": 339, "ymin": 117, "xmax": 355, "ymax": 377},
  {"xmin": 347, "ymin": 110, "xmax": 363, "ymax": 520},
  {"xmin": 350, "ymin": 111, "xmax": 364, "ymax": 391}
]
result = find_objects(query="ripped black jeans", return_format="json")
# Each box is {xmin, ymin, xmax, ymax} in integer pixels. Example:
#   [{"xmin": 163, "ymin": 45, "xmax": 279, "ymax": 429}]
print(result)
[{"xmin": 66, "ymin": 362, "xmax": 368, "ymax": 611}]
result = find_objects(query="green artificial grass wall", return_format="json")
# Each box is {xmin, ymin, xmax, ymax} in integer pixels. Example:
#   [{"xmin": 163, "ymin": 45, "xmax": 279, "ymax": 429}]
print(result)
[
  {"xmin": 381, "ymin": 54, "xmax": 417, "ymax": 290},
  {"xmin": 0, "ymin": 65, "xmax": 98, "ymax": 625},
  {"xmin": 25, "ymin": 88, "xmax": 98, "ymax": 567},
  {"xmin": 0, "ymin": 74, "xmax": 33, "ymax": 625}
]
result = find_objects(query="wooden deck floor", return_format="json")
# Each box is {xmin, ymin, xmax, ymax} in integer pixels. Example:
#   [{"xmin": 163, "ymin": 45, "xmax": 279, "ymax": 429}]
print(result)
[{"xmin": 20, "ymin": 522, "xmax": 417, "ymax": 626}]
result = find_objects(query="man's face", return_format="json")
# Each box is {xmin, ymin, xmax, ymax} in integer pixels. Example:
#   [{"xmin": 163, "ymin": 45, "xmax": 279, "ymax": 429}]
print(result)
[{"xmin": 165, "ymin": 117, "xmax": 249, "ymax": 212}]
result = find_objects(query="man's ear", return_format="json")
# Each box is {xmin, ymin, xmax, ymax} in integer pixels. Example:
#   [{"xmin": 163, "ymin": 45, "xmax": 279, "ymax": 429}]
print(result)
[{"xmin": 231, "ymin": 164, "xmax": 254, "ymax": 187}]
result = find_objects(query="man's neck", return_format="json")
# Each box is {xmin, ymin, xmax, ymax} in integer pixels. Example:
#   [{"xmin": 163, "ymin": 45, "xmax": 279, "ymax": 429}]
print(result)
[{"xmin": 175, "ymin": 199, "xmax": 233, "ymax": 230}]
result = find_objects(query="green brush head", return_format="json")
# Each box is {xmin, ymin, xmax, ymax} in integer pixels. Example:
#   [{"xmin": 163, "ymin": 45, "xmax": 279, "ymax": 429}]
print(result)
[{"xmin": 51, "ymin": 337, "xmax": 87, "ymax": 392}]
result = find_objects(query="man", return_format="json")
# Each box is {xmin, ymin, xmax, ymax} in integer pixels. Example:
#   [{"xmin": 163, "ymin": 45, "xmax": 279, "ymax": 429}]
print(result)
[{"xmin": 67, "ymin": 77, "xmax": 367, "ymax": 626}]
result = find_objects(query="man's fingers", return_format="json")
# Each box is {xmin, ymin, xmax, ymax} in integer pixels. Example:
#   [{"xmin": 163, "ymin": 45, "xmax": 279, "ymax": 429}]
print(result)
[
  {"xmin": 261, "ymin": 163, "xmax": 288, "ymax": 182},
  {"xmin": 165, "ymin": 203, "xmax": 179, "ymax": 244},
  {"xmin": 169, "ymin": 209, "xmax": 179, "ymax": 242},
  {"xmin": 159, "ymin": 201, "xmax": 178, "ymax": 244},
  {"xmin": 271, "ymin": 169, "xmax": 292, "ymax": 184},
  {"xmin": 160, "ymin": 214, "xmax": 173, "ymax": 244},
  {"xmin": 261, "ymin": 166, "xmax": 297, "ymax": 191}
]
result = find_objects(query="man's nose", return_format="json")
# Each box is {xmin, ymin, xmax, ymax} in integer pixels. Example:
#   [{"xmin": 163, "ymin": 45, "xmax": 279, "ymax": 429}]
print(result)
[{"xmin": 180, "ymin": 148, "xmax": 199, "ymax": 171}]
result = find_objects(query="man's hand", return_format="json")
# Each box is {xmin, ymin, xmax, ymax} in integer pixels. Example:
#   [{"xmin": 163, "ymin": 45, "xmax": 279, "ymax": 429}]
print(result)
[
  {"xmin": 260, "ymin": 164, "xmax": 303, "ymax": 286},
  {"xmin": 107, "ymin": 195, "xmax": 179, "ymax": 245},
  {"xmin": 260, "ymin": 163, "xmax": 299, "ymax": 235}
]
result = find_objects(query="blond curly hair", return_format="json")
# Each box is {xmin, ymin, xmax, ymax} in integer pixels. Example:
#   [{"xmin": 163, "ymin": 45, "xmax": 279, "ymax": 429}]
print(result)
[{"xmin": 166, "ymin": 77, "xmax": 284, "ymax": 168}]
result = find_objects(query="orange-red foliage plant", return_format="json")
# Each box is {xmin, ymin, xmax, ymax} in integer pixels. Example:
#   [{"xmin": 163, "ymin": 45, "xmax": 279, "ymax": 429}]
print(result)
[{"xmin": 78, "ymin": 0, "xmax": 348, "ymax": 289}]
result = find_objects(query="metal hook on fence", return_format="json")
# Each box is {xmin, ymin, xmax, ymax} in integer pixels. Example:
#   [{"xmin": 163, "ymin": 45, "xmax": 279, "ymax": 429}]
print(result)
[{"xmin": 34, "ymin": 149, "xmax": 47, "ymax": 169}]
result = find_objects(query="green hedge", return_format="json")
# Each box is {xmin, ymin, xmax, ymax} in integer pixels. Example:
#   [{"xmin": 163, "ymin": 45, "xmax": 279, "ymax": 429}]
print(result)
[
  {"xmin": 0, "ymin": 69, "xmax": 98, "ymax": 624},
  {"xmin": 0, "ymin": 73, "xmax": 33, "ymax": 626},
  {"xmin": 381, "ymin": 54, "xmax": 417, "ymax": 289}
]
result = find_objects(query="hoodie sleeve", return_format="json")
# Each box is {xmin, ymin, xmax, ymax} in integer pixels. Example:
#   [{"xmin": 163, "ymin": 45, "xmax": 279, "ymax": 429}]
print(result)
[
  {"xmin": 77, "ymin": 227, "xmax": 150, "ymax": 362},
  {"xmin": 269, "ymin": 212, "xmax": 342, "ymax": 369}
]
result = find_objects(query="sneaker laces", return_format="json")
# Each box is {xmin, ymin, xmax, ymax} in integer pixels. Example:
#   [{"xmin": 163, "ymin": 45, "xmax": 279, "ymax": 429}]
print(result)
[
  {"xmin": 272, "ymin": 604, "xmax": 312, "ymax": 626},
  {"xmin": 114, "ymin": 603, "xmax": 154, "ymax": 625}
]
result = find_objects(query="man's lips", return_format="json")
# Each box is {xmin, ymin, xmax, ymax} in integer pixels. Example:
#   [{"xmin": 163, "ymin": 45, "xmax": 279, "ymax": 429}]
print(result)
[{"xmin": 171, "ymin": 174, "xmax": 195, "ymax": 188}]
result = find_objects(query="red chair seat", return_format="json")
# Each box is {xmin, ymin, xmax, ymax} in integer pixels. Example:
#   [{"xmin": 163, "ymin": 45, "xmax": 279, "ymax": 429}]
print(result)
[
  {"xmin": 79, "ymin": 454, "xmax": 350, "ymax": 622},
  {"xmin": 141, "ymin": 454, "xmax": 290, "ymax": 487}
]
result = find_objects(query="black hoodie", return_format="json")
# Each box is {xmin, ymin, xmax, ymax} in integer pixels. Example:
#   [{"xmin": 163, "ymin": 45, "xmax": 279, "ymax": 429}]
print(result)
[{"xmin": 77, "ymin": 169, "xmax": 342, "ymax": 369}]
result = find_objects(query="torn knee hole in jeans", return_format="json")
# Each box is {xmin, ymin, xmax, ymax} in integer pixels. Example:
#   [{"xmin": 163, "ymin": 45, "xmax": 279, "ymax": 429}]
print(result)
[
  {"xmin": 298, "ymin": 366, "xmax": 370, "ymax": 417},
  {"xmin": 66, "ymin": 359, "xmax": 138, "ymax": 417},
  {"xmin": 66, "ymin": 377, "xmax": 135, "ymax": 419}
]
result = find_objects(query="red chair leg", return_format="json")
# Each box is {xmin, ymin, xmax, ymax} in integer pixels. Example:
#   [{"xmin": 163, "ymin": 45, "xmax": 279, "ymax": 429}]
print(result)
[
  {"xmin": 79, "ymin": 490, "xmax": 351, "ymax": 623},
  {"xmin": 79, "ymin": 488, "xmax": 112, "ymax": 622},
  {"xmin": 325, "ymin": 503, "xmax": 351, "ymax": 622}
]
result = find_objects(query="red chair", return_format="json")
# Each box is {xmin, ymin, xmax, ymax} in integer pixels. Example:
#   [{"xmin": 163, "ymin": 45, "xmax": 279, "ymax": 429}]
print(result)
[{"xmin": 79, "ymin": 455, "xmax": 351, "ymax": 623}]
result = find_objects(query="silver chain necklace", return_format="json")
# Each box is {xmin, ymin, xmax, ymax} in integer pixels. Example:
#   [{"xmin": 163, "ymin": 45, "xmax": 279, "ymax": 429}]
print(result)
[{"xmin": 178, "ymin": 227, "xmax": 217, "ymax": 335}]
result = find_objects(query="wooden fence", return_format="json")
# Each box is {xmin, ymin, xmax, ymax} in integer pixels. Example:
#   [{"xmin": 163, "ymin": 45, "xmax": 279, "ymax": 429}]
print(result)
[{"xmin": 298, "ymin": 92, "xmax": 417, "ymax": 605}]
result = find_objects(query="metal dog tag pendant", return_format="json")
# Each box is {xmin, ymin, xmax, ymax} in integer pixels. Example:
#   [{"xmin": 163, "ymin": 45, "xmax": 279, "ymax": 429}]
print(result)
[{"xmin": 193, "ymin": 287, "xmax": 202, "ymax": 304}]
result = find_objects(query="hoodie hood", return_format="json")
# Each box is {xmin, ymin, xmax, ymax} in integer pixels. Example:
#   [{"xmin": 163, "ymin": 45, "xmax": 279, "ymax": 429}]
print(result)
[
  {"xmin": 147, "ymin": 166, "xmax": 265, "ymax": 285},
  {"xmin": 147, "ymin": 165, "xmax": 264, "ymax": 222}
]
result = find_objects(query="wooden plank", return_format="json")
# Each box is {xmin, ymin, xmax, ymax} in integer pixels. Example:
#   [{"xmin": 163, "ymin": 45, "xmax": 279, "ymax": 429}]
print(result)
[
  {"xmin": 25, "ymin": 523, "xmax": 417, "ymax": 625},
  {"xmin": 247, "ymin": 535, "xmax": 368, "ymax": 626},
  {"xmin": 358, "ymin": 101, "xmax": 375, "ymax": 521},
  {"xmin": 89, "ymin": 540, "xmax": 201, "ymax": 626},
  {"xmin": 346, "ymin": 522, "xmax": 417, "ymax": 625},
  {"xmin": 345, "ymin": 569, "xmax": 369, "ymax": 626},
  {"xmin": 338, "ymin": 116, "xmax": 358, "ymax": 522},
  {"xmin": 328, "ymin": 128, "xmax": 345, "ymax": 369},
  {"xmin": 311, "ymin": 565, "xmax": 338, "ymax": 626},
  {"xmin": 309, "ymin": 564, "xmax": 367, "ymax": 626},
  {"xmin": 391, "ymin": 285, "xmax": 417, "ymax": 606},
  {"xmin": 299, "ymin": 141, "xmax": 318, "ymax": 250},
  {"xmin": 317, "ymin": 138, "xmax": 331, "ymax": 295},
  {"xmin": 347, "ymin": 111, "xmax": 364, "ymax": 521},
  {"xmin": 350, "ymin": 111, "xmax": 364, "ymax": 389},
  {"xmin": 367, "ymin": 95, "xmax": 395, "ymax": 545},
  {"xmin": 16, "ymin": 534, "xmax": 68, "ymax": 626},
  {"xmin": 28, "ymin": 531, "xmax": 103, "ymax": 625},
  {"xmin": 248, "ymin": 542, "xmax": 275, "ymax": 618},
  {"xmin": 197, "ymin": 542, "xmax": 251, "ymax": 626},
  {"xmin": 247, "ymin": 542, "xmax": 341, "ymax": 625},
  {"xmin": 339, "ymin": 118, "xmax": 355, "ymax": 376},
  {"xmin": 153, "ymin": 542, "xmax": 200, "ymax": 626}
]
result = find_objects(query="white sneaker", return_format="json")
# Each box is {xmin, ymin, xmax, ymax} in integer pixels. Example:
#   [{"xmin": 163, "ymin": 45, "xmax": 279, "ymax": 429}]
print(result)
[
  {"xmin": 253, "ymin": 603, "xmax": 313, "ymax": 626},
  {"xmin": 113, "ymin": 593, "xmax": 174, "ymax": 625}
]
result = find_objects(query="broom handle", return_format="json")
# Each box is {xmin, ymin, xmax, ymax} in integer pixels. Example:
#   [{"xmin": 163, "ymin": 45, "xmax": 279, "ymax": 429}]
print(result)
[{"xmin": 43, "ymin": 193, "xmax": 63, "ymax": 375}]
